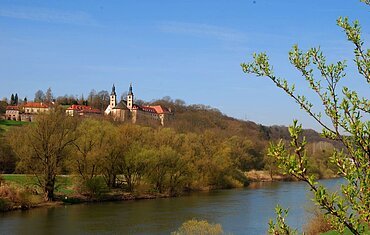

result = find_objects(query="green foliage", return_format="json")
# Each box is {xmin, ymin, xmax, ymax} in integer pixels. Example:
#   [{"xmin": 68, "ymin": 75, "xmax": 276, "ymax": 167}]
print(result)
[
  {"xmin": 80, "ymin": 177, "xmax": 108, "ymax": 199},
  {"xmin": 99, "ymin": 123, "xmax": 122, "ymax": 188},
  {"xmin": 321, "ymin": 224, "xmax": 369, "ymax": 235},
  {"xmin": 71, "ymin": 119, "xmax": 112, "ymax": 181},
  {"xmin": 115, "ymin": 124, "xmax": 151, "ymax": 192},
  {"xmin": 2, "ymin": 96, "xmax": 340, "ymax": 201},
  {"xmin": 241, "ymin": 1, "xmax": 370, "ymax": 234},
  {"xmin": 146, "ymin": 146, "xmax": 177, "ymax": 193},
  {"xmin": 7, "ymin": 109, "xmax": 78, "ymax": 201},
  {"xmin": 268, "ymin": 205, "xmax": 297, "ymax": 235},
  {"xmin": 305, "ymin": 142, "xmax": 337, "ymax": 179},
  {"xmin": 172, "ymin": 219, "xmax": 224, "ymax": 235},
  {"xmin": 118, "ymin": 144, "xmax": 148, "ymax": 192},
  {"xmin": 0, "ymin": 100, "xmax": 7, "ymax": 114},
  {"xmin": 0, "ymin": 137, "xmax": 16, "ymax": 173}
]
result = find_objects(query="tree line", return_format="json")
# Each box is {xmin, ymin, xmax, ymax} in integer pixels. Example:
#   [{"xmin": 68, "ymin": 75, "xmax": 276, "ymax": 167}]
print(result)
[
  {"xmin": 4, "ymin": 109, "xmax": 258, "ymax": 201},
  {"xmin": 1, "ymin": 88, "xmax": 111, "ymax": 112},
  {"xmin": 0, "ymin": 101, "xmax": 339, "ymax": 202}
]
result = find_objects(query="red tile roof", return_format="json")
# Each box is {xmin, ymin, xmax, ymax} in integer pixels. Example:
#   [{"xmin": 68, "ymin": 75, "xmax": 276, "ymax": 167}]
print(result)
[
  {"xmin": 6, "ymin": 106, "xmax": 20, "ymax": 110},
  {"xmin": 23, "ymin": 102, "xmax": 49, "ymax": 108},
  {"xmin": 80, "ymin": 109, "xmax": 101, "ymax": 114},
  {"xmin": 150, "ymin": 105, "xmax": 165, "ymax": 114},
  {"xmin": 141, "ymin": 106, "xmax": 157, "ymax": 113},
  {"xmin": 140, "ymin": 105, "xmax": 171, "ymax": 114},
  {"xmin": 67, "ymin": 105, "xmax": 101, "ymax": 114}
]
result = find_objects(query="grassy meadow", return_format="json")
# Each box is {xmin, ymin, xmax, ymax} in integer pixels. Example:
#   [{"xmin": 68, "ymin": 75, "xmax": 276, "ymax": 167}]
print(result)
[
  {"xmin": 2, "ymin": 174, "xmax": 75, "ymax": 196},
  {"xmin": 0, "ymin": 120, "xmax": 28, "ymax": 132}
]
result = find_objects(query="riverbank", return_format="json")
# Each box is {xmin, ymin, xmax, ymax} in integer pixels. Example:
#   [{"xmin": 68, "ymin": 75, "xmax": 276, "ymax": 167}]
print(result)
[
  {"xmin": 244, "ymin": 170, "xmax": 339, "ymax": 182},
  {"xmin": 245, "ymin": 170, "xmax": 294, "ymax": 182},
  {"xmin": 0, "ymin": 171, "xmax": 330, "ymax": 213},
  {"xmin": 0, "ymin": 173, "xmax": 241, "ymax": 213},
  {"xmin": 0, "ymin": 184, "xmax": 176, "ymax": 213},
  {"xmin": 0, "ymin": 176, "xmax": 178, "ymax": 213}
]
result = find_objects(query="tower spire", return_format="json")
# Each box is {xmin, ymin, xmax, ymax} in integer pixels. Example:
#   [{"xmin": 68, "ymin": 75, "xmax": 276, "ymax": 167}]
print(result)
[
  {"xmin": 128, "ymin": 82, "xmax": 133, "ymax": 95},
  {"xmin": 127, "ymin": 82, "xmax": 134, "ymax": 110},
  {"xmin": 111, "ymin": 84, "xmax": 116, "ymax": 96},
  {"xmin": 109, "ymin": 84, "xmax": 117, "ymax": 110}
]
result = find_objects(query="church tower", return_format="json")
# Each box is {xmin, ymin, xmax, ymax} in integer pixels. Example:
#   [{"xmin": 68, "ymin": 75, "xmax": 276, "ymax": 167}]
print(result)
[
  {"xmin": 127, "ymin": 83, "xmax": 134, "ymax": 110},
  {"xmin": 110, "ymin": 84, "xmax": 117, "ymax": 109}
]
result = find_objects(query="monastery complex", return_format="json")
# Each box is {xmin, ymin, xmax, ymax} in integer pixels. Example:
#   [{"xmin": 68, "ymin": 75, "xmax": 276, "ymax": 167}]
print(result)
[
  {"xmin": 105, "ymin": 84, "xmax": 172, "ymax": 125},
  {"xmin": 4, "ymin": 84, "xmax": 172, "ymax": 126}
]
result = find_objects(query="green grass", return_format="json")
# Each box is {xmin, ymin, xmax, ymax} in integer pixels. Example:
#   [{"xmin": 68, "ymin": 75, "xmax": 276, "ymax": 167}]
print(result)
[
  {"xmin": 55, "ymin": 175, "xmax": 75, "ymax": 195},
  {"xmin": 2, "ymin": 174, "xmax": 76, "ymax": 195},
  {"xmin": 2, "ymin": 174, "xmax": 37, "ymax": 186},
  {"xmin": 0, "ymin": 120, "xmax": 28, "ymax": 132}
]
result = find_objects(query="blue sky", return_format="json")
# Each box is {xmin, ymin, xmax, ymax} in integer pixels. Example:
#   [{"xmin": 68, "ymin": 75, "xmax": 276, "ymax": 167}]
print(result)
[{"xmin": 0, "ymin": 0, "xmax": 369, "ymax": 130}]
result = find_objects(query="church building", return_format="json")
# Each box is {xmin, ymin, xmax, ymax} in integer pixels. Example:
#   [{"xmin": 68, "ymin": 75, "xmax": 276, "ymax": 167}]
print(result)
[{"xmin": 105, "ymin": 84, "xmax": 172, "ymax": 126}]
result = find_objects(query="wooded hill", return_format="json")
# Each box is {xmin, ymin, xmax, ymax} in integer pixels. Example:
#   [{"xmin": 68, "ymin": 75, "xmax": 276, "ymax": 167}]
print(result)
[
  {"xmin": 149, "ymin": 97, "xmax": 338, "ymax": 144},
  {"xmin": 0, "ymin": 97, "xmax": 339, "ymax": 181},
  {"xmin": 146, "ymin": 97, "xmax": 340, "ymax": 178}
]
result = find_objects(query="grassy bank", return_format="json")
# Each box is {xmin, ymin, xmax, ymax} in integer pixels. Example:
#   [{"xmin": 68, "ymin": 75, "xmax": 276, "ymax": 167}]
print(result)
[
  {"xmin": 0, "ymin": 174, "xmax": 76, "ymax": 212},
  {"xmin": 0, "ymin": 174, "xmax": 191, "ymax": 212},
  {"xmin": 2, "ymin": 174, "xmax": 74, "ymax": 195},
  {"xmin": 245, "ymin": 170, "xmax": 294, "ymax": 182},
  {"xmin": 0, "ymin": 120, "xmax": 28, "ymax": 132},
  {"xmin": 245, "ymin": 170, "xmax": 338, "ymax": 182}
]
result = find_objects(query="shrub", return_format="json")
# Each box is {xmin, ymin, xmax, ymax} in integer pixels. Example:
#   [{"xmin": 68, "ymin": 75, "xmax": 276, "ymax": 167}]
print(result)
[
  {"xmin": 16, "ymin": 190, "xmax": 42, "ymax": 209},
  {"xmin": 0, "ymin": 183, "xmax": 42, "ymax": 210},
  {"xmin": 303, "ymin": 209, "xmax": 333, "ymax": 235},
  {"xmin": 79, "ymin": 177, "xmax": 109, "ymax": 199},
  {"xmin": 0, "ymin": 198, "xmax": 11, "ymax": 212},
  {"xmin": 0, "ymin": 184, "xmax": 18, "ymax": 202},
  {"xmin": 172, "ymin": 219, "xmax": 224, "ymax": 235}
]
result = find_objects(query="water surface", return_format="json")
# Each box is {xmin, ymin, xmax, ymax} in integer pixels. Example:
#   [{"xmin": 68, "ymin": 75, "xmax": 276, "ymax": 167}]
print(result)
[{"xmin": 0, "ymin": 179, "xmax": 341, "ymax": 234}]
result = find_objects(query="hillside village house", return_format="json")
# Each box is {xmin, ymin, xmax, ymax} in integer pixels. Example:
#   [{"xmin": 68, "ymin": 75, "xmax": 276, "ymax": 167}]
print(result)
[
  {"xmin": 5, "ymin": 102, "xmax": 50, "ymax": 121},
  {"xmin": 105, "ymin": 84, "xmax": 172, "ymax": 125},
  {"xmin": 66, "ymin": 104, "xmax": 101, "ymax": 117},
  {"xmin": 5, "ymin": 106, "xmax": 20, "ymax": 121}
]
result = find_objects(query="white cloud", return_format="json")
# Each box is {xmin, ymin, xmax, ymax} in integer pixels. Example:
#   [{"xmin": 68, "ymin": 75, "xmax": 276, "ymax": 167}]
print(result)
[
  {"xmin": 0, "ymin": 6, "xmax": 98, "ymax": 26},
  {"xmin": 157, "ymin": 21, "xmax": 247, "ymax": 42}
]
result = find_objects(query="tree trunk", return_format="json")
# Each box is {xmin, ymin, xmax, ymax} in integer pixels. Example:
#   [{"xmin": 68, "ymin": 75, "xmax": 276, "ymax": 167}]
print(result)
[{"xmin": 44, "ymin": 177, "xmax": 55, "ymax": 201}]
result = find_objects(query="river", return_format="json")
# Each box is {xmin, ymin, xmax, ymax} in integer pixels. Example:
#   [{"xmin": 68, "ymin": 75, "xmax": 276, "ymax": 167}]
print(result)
[{"xmin": 0, "ymin": 178, "xmax": 341, "ymax": 234}]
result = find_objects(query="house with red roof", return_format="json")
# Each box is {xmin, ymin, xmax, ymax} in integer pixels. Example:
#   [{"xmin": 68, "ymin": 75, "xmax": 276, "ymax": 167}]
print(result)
[
  {"xmin": 66, "ymin": 104, "xmax": 101, "ymax": 117},
  {"xmin": 5, "ymin": 102, "xmax": 51, "ymax": 121},
  {"xmin": 23, "ymin": 102, "xmax": 50, "ymax": 114},
  {"xmin": 5, "ymin": 106, "xmax": 20, "ymax": 121}
]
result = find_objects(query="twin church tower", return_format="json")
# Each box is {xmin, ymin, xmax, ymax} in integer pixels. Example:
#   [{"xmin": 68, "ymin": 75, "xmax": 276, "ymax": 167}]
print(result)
[
  {"xmin": 107, "ymin": 83, "xmax": 134, "ymax": 112},
  {"xmin": 105, "ymin": 83, "xmax": 171, "ymax": 125}
]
